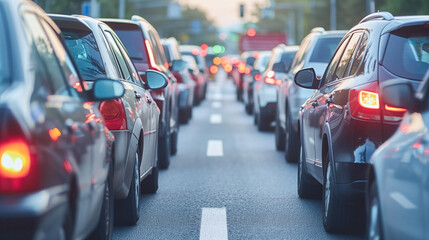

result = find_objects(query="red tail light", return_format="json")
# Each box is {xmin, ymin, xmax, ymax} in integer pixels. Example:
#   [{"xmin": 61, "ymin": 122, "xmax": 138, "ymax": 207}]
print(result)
[
  {"xmin": 254, "ymin": 74, "xmax": 262, "ymax": 81},
  {"xmin": 224, "ymin": 64, "xmax": 232, "ymax": 73},
  {"xmin": 0, "ymin": 139, "xmax": 39, "ymax": 193},
  {"xmin": 264, "ymin": 71, "xmax": 281, "ymax": 85},
  {"xmin": 99, "ymin": 99, "xmax": 127, "ymax": 130},
  {"xmin": 244, "ymin": 67, "xmax": 251, "ymax": 75},
  {"xmin": 238, "ymin": 63, "xmax": 246, "ymax": 73},
  {"xmin": 383, "ymin": 104, "xmax": 407, "ymax": 122},
  {"xmin": 210, "ymin": 65, "xmax": 218, "ymax": 74},
  {"xmin": 145, "ymin": 39, "xmax": 161, "ymax": 72},
  {"xmin": 349, "ymin": 82, "xmax": 381, "ymax": 120}
]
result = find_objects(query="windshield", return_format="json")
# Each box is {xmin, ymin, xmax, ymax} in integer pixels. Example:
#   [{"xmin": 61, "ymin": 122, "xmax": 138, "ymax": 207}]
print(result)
[
  {"xmin": 0, "ymin": 7, "xmax": 9, "ymax": 87},
  {"xmin": 281, "ymin": 51, "xmax": 297, "ymax": 69},
  {"xmin": 309, "ymin": 36, "xmax": 342, "ymax": 63},
  {"xmin": 254, "ymin": 54, "xmax": 271, "ymax": 72},
  {"xmin": 114, "ymin": 29, "xmax": 148, "ymax": 64},
  {"xmin": 62, "ymin": 30, "xmax": 106, "ymax": 81},
  {"xmin": 383, "ymin": 26, "xmax": 429, "ymax": 81}
]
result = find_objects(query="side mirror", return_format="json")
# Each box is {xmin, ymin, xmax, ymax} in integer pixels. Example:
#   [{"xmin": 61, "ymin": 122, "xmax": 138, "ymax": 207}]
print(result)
[
  {"xmin": 294, "ymin": 68, "xmax": 319, "ymax": 89},
  {"xmin": 172, "ymin": 59, "xmax": 186, "ymax": 72},
  {"xmin": 92, "ymin": 79, "xmax": 125, "ymax": 100},
  {"xmin": 381, "ymin": 80, "xmax": 417, "ymax": 111},
  {"xmin": 146, "ymin": 70, "xmax": 168, "ymax": 90},
  {"xmin": 272, "ymin": 62, "xmax": 286, "ymax": 73}
]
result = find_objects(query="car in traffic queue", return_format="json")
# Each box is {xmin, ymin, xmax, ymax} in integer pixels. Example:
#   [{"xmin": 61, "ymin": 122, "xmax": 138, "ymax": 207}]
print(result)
[
  {"xmin": 103, "ymin": 16, "xmax": 181, "ymax": 165},
  {"xmin": 253, "ymin": 45, "xmax": 299, "ymax": 132},
  {"xmin": 237, "ymin": 51, "xmax": 258, "ymax": 102},
  {"xmin": 179, "ymin": 44, "xmax": 208, "ymax": 101},
  {"xmin": 0, "ymin": 1, "xmax": 125, "ymax": 239},
  {"xmin": 250, "ymin": 51, "xmax": 273, "ymax": 129},
  {"xmin": 162, "ymin": 38, "xmax": 195, "ymax": 124},
  {"xmin": 182, "ymin": 54, "xmax": 205, "ymax": 106},
  {"xmin": 50, "ymin": 14, "xmax": 168, "ymax": 226},
  {"xmin": 366, "ymin": 71, "xmax": 429, "ymax": 239},
  {"xmin": 294, "ymin": 12, "xmax": 429, "ymax": 233},
  {"xmin": 276, "ymin": 28, "xmax": 346, "ymax": 162}
]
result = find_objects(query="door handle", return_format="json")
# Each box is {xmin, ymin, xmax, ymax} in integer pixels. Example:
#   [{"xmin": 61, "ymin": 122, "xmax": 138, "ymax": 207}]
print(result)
[
  {"xmin": 325, "ymin": 96, "xmax": 333, "ymax": 104},
  {"xmin": 147, "ymin": 97, "xmax": 152, "ymax": 104},
  {"xmin": 312, "ymin": 101, "xmax": 318, "ymax": 108},
  {"xmin": 135, "ymin": 92, "xmax": 142, "ymax": 99}
]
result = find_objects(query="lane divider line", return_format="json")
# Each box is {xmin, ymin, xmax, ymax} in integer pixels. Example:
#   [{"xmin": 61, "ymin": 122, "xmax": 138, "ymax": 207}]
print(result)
[
  {"xmin": 199, "ymin": 208, "xmax": 228, "ymax": 240},
  {"xmin": 390, "ymin": 192, "xmax": 417, "ymax": 209},
  {"xmin": 210, "ymin": 114, "xmax": 222, "ymax": 124},
  {"xmin": 207, "ymin": 140, "xmax": 223, "ymax": 157}
]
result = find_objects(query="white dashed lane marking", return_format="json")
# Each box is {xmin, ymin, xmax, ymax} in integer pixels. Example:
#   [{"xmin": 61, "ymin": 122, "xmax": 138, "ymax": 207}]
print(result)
[
  {"xmin": 206, "ymin": 140, "xmax": 223, "ymax": 157},
  {"xmin": 199, "ymin": 208, "xmax": 228, "ymax": 240},
  {"xmin": 210, "ymin": 114, "xmax": 222, "ymax": 124}
]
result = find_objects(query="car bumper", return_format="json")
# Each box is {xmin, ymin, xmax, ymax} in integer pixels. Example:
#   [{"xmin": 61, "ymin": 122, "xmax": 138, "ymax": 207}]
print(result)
[
  {"xmin": 260, "ymin": 103, "xmax": 277, "ymax": 121},
  {"xmin": 334, "ymin": 162, "xmax": 370, "ymax": 204},
  {"xmin": 0, "ymin": 185, "xmax": 69, "ymax": 240}
]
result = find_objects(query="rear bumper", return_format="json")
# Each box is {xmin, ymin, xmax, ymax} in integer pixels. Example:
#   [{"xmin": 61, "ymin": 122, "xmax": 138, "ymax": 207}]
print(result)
[
  {"xmin": 0, "ymin": 185, "xmax": 69, "ymax": 240},
  {"xmin": 260, "ymin": 103, "xmax": 277, "ymax": 122},
  {"xmin": 333, "ymin": 162, "xmax": 370, "ymax": 204}
]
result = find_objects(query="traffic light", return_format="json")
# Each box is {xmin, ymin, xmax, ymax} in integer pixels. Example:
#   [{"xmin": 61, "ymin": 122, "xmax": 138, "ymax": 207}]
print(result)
[{"xmin": 239, "ymin": 4, "xmax": 244, "ymax": 18}]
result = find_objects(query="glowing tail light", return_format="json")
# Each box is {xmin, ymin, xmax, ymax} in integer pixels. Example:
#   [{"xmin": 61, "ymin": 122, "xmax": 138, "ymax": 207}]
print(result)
[
  {"xmin": 210, "ymin": 65, "xmax": 218, "ymax": 74},
  {"xmin": 0, "ymin": 139, "xmax": 39, "ymax": 193},
  {"xmin": 145, "ymin": 39, "xmax": 161, "ymax": 72},
  {"xmin": 254, "ymin": 74, "xmax": 262, "ymax": 81},
  {"xmin": 349, "ymin": 82, "xmax": 381, "ymax": 121},
  {"xmin": 264, "ymin": 71, "xmax": 281, "ymax": 85},
  {"xmin": 358, "ymin": 90, "xmax": 379, "ymax": 109}
]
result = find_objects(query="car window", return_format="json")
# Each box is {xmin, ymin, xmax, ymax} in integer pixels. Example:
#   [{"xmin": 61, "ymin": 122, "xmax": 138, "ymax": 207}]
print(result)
[
  {"xmin": 323, "ymin": 35, "xmax": 350, "ymax": 84},
  {"xmin": 61, "ymin": 29, "xmax": 107, "ymax": 82},
  {"xmin": 22, "ymin": 12, "xmax": 71, "ymax": 97},
  {"xmin": 104, "ymin": 31, "xmax": 132, "ymax": 82},
  {"xmin": 0, "ymin": 6, "xmax": 9, "ymax": 88},
  {"xmin": 111, "ymin": 33, "xmax": 141, "ymax": 85},
  {"xmin": 334, "ymin": 32, "xmax": 362, "ymax": 79},
  {"xmin": 163, "ymin": 44, "xmax": 172, "ymax": 63},
  {"xmin": 309, "ymin": 36, "xmax": 343, "ymax": 63},
  {"xmin": 113, "ymin": 27, "xmax": 148, "ymax": 65},
  {"xmin": 349, "ymin": 33, "xmax": 368, "ymax": 76},
  {"xmin": 290, "ymin": 36, "xmax": 311, "ymax": 72},
  {"xmin": 383, "ymin": 25, "xmax": 429, "ymax": 81},
  {"xmin": 148, "ymin": 30, "xmax": 166, "ymax": 67},
  {"xmin": 281, "ymin": 51, "xmax": 297, "ymax": 70}
]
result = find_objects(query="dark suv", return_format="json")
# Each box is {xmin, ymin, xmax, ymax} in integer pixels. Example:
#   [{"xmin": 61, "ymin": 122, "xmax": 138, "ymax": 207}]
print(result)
[{"xmin": 295, "ymin": 12, "xmax": 429, "ymax": 233}]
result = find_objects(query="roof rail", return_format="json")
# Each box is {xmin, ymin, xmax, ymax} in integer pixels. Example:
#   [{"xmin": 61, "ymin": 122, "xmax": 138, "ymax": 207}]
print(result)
[
  {"xmin": 311, "ymin": 27, "xmax": 325, "ymax": 33},
  {"xmin": 359, "ymin": 11, "xmax": 394, "ymax": 24}
]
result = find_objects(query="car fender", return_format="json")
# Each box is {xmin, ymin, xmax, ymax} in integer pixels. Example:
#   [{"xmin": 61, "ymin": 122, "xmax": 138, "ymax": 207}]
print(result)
[{"xmin": 322, "ymin": 122, "xmax": 337, "ymax": 183}]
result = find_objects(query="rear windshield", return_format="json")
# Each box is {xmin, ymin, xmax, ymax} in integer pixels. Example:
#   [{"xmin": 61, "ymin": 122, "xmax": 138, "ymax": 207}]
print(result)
[
  {"xmin": 383, "ymin": 25, "xmax": 429, "ymax": 81},
  {"xmin": 62, "ymin": 30, "xmax": 106, "ymax": 81},
  {"xmin": 114, "ymin": 29, "xmax": 148, "ymax": 64},
  {"xmin": 309, "ymin": 36, "xmax": 342, "ymax": 63},
  {"xmin": 254, "ymin": 54, "xmax": 271, "ymax": 72},
  {"xmin": 0, "ymin": 6, "xmax": 9, "ymax": 86},
  {"xmin": 281, "ymin": 51, "xmax": 297, "ymax": 69}
]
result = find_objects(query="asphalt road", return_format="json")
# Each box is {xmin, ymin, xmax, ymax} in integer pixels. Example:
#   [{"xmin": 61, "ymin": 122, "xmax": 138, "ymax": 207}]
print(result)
[{"xmin": 113, "ymin": 72, "xmax": 364, "ymax": 240}]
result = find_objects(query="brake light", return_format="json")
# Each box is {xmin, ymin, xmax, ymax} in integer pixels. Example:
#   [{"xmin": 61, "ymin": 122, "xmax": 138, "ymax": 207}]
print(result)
[
  {"xmin": 245, "ymin": 67, "xmax": 251, "ymax": 75},
  {"xmin": 385, "ymin": 105, "xmax": 407, "ymax": 112},
  {"xmin": 224, "ymin": 64, "xmax": 232, "ymax": 73},
  {"xmin": 254, "ymin": 74, "xmax": 262, "ymax": 81},
  {"xmin": 358, "ymin": 90, "xmax": 379, "ymax": 109},
  {"xmin": 0, "ymin": 139, "xmax": 39, "ymax": 193},
  {"xmin": 238, "ymin": 63, "xmax": 246, "ymax": 73},
  {"xmin": 99, "ymin": 99, "xmax": 127, "ymax": 130},
  {"xmin": 349, "ymin": 82, "xmax": 381, "ymax": 121},
  {"xmin": 145, "ymin": 39, "xmax": 161, "ymax": 72},
  {"xmin": 210, "ymin": 65, "xmax": 218, "ymax": 74},
  {"xmin": 267, "ymin": 71, "xmax": 275, "ymax": 78},
  {"xmin": 383, "ymin": 104, "xmax": 407, "ymax": 122},
  {"xmin": 264, "ymin": 71, "xmax": 281, "ymax": 85}
]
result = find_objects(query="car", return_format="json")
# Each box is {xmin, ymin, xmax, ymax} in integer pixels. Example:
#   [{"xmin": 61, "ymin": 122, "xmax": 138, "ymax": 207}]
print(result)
[
  {"xmin": 50, "ymin": 14, "xmax": 168, "ymax": 226},
  {"xmin": 0, "ymin": 1, "xmax": 124, "ymax": 239},
  {"xmin": 367, "ymin": 71, "xmax": 429, "ymax": 239},
  {"xmin": 250, "ymin": 51, "xmax": 272, "ymax": 127},
  {"xmin": 182, "ymin": 54, "xmax": 205, "ymax": 106},
  {"xmin": 237, "ymin": 51, "xmax": 258, "ymax": 102},
  {"xmin": 276, "ymin": 28, "xmax": 346, "ymax": 162},
  {"xmin": 253, "ymin": 45, "xmax": 299, "ymax": 131},
  {"xmin": 162, "ymin": 38, "xmax": 195, "ymax": 124},
  {"xmin": 179, "ymin": 44, "xmax": 208, "ymax": 100},
  {"xmin": 295, "ymin": 12, "xmax": 429, "ymax": 233},
  {"xmin": 103, "ymin": 16, "xmax": 181, "ymax": 165}
]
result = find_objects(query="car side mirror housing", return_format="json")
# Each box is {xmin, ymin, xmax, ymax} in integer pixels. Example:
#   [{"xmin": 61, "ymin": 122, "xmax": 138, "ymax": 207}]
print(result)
[
  {"xmin": 294, "ymin": 68, "xmax": 319, "ymax": 89},
  {"xmin": 92, "ymin": 79, "xmax": 125, "ymax": 101},
  {"xmin": 172, "ymin": 59, "xmax": 186, "ymax": 72},
  {"xmin": 146, "ymin": 70, "xmax": 168, "ymax": 90},
  {"xmin": 381, "ymin": 80, "xmax": 417, "ymax": 111},
  {"xmin": 272, "ymin": 62, "xmax": 286, "ymax": 73}
]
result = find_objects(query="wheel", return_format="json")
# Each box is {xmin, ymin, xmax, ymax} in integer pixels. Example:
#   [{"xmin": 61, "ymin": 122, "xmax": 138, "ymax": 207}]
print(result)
[
  {"xmin": 257, "ymin": 110, "xmax": 270, "ymax": 131},
  {"xmin": 275, "ymin": 112, "xmax": 285, "ymax": 151},
  {"xmin": 90, "ymin": 165, "xmax": 114, "ymax": 239},
  {"xmin": 141, "ymin": 164, "xmax": 159, "ymax": 194},
  {"xmin": 322, "ymin": 153, "xmax": 354, "ymax": 233},
  {"xmin": 179, "ymin": 109, "xmax": 189, "ymax": 124},
  {"xmin": 245, "ymin": 102, "xmax": 253, "ymax": 115},
  {"xmin": 59, "ymin": 207, "xmax": 72, "ymax": 240},
  {"xmin": 170, "ymin": 130, "xmax": 178, "ymax": 155},
  {"xmin": 158, "ymin": 122, "xmax": 171, "ymax": 169},
  {"xmin": 297, "ymin": 145, "xmax": 321, "ymax": 198},
  {"xmin": 115, "ymin": 150, "xmax": 140, "ymax": 226},
  {"xmin": 253, "ymin": 112, "xmax": 258, "ymax": 125},
  {"xmin": 367, "ymin": 181, "xmax": 384, "ymax": 240},
  {"xmin": 284, "ymin": 111, "xmax": 300, "ymax": 163}
]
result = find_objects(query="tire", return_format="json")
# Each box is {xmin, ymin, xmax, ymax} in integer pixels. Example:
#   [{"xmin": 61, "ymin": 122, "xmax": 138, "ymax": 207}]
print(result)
[
  {"xmin": 322, "ymin": 154, "xmax": 353, "ymax": 233},
  {"xmin": 158, "ymin": 121, "xmax": 171, "ymax": 169},
  {"xmin": 297, "ymin": 145, "xmax": 321, "ymax": 198},
  {"xmin": 170, "ymin": 130, "xmax": 178, "ymax": 155},
  {"xmin": 275, "ymin": 113, "xmax": 285, "ymax": 151},
  {"xmin": 253, "ymin": 111, "xmax": 258, "ymax": 125},
  {"xmin": 284, "ymin": 111, "xmax": 300, "ymax": 163},
  {"xmin": 179, "ymin": 109, "xmax": 189, "ymax": 124},
  {"xmin": 257, "ymin": 110, "xmax": 270, "ymax": 131},
  {"xmin": 245, "ymin": 102, "xmax": 253, "ymax": 115},
  {"xmin": 367, "ymin": 181, "xmax": 384, "ymax": 240},
  {"xmin": 141, "ymin": 164, "xmax": 159, "ymax": 194},
  {"xmin": 188, "ymin": 106, "xmax": 193, "ymax": 119},
  {"xmin": 115, "ymin": 150, "xmax": 140, "ymax": 226},
  {"xmin": 59, "ymin": 207, "xmax": 73, "ymax": 240},
  {"xmin": 90, "ymin": 166, "xmax": 114, "ymax": 239}
]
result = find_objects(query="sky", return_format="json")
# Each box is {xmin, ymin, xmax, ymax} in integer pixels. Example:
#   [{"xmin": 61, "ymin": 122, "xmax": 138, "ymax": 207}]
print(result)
[{"xmin": 177, "ymin": 0, "xmax": 269, "ymax": 28}]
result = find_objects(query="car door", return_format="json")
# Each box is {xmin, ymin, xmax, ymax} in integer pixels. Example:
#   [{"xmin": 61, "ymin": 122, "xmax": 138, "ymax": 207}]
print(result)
[
  {"xmin": 307, "ymin": 34, "xmax": 354, "ymax": 181},
  {"xmin": 22, "ymin": 11, "xmax": 105, "ymax": 236}
]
